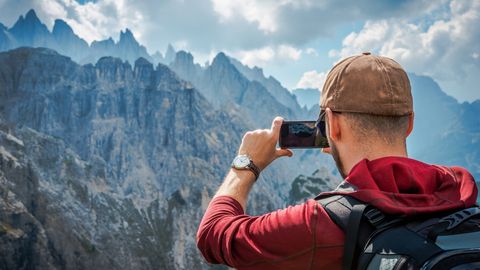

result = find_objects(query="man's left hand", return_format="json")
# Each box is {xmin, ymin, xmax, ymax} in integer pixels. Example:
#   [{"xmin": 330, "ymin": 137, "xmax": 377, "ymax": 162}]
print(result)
[{"xmin": 238, "ymin": 116, "xmax": 293, "ymax": 171}]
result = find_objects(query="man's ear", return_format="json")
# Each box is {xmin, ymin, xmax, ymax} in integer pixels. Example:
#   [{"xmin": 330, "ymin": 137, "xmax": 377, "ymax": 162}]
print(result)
[
  {"xmin": 326, "ymin": 108, "xmax": 341, "ymax": 142},
  {"xmin": 406, "ymin": 112, "xmax": 414, "ymax": 137}
]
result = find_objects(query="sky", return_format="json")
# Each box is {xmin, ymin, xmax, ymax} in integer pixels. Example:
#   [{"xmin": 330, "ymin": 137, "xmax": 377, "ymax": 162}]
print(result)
[{"xmin": 0, "ymin": 0, "xmax": 478, "ymax": 102}]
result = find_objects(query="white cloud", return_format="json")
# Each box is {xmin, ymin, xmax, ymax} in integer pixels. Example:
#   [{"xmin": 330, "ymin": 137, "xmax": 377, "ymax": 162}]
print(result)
[
  {"xmin": 231, "ymin": 44, "xmax": 302, "ymax": 67},
  {"xmin": 331, "ymin": 0, "xmax": 480, "ymax": 101},
  {"xmin": 211, "ymin": 0, "xmax": 279, "ymax": 33},
  {"xmin": 233, "ymin": 47, "xmax": 275, "ymax": 67},
  {"xmin": 277, "ymin": 45, "xmax": 302, "ymax": 61},
  {"xmin": 296, "ymin": 70, "xmax": 326, "ymax": 90},
  {"xmin": 306, "ymin": 48, "xmax": 318, "ymax": 56}
]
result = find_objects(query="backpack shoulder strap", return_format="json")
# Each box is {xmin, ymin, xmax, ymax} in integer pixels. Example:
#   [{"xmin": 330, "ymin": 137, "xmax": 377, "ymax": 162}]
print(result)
[
  {"xmin": 316, "ymin": 195, "xmax": 362, "ymax": 230},
  {"xmin": 317, "ymin": 195, "xmax": 368, "ymax": 270},
  {"xmin": 343, "ymin": 204, "xmax": 367, "ymax": 270}
]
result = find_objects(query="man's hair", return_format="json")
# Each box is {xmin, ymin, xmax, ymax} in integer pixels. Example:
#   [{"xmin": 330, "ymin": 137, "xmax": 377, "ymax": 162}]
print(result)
[{"xmin": 342, "ymin": 112, "xmax": 410, "ymax": 146}]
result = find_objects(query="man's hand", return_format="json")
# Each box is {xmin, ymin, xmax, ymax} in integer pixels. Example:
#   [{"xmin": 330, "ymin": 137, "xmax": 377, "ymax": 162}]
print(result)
[
  {"xmin": 238, "ymin": 116, "xmax": 293, "ymax": 171},
  {"xmin": 214, "ymin": 117, "xmax": 294, "ymax": 211}
]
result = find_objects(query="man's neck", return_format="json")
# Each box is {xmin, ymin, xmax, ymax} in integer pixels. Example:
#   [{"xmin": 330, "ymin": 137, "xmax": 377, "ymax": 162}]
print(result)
[{"xmin": 342, "ymin": 145, "xmax": 408, "ymax": 177}]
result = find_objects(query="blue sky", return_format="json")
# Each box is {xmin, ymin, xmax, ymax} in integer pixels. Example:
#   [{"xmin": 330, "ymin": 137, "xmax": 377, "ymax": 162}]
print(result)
[{"xmin": 0, "ymin": 0, "xmax": 478, "ymax": 102}]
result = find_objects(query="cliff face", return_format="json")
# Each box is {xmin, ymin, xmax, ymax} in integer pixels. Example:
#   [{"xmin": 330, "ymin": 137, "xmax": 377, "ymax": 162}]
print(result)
[
  {"xmin": 0, "ymin": 47, "xmax": 338, "ymax": 269},
  {"xmin": 0, "ymin": 115, "xmax": 221, "ymax": 269},
  {"xmin": 228, "ymin": 57, "xmax": 302, "ymax": 112},
  {"xmin": 170, "ymin": 51, "xmax": 299, "ymax": 128},
  {"xmin": 0, "ymin": 47, "xmax": 245, "ymax": 269}
]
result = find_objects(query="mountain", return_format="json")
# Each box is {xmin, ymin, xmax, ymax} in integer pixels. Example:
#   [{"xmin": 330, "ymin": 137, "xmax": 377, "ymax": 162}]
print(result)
[
  {"xmin": 163, "ymin": 44, "xmax": 177, "ymax": 65},
  {"xmin": 0, "ymin": 47, "xmax": 338, "ymax": 269},
  {"xmin": 0, "ymin": 47, "xmax": 242, "ymax": 269},
  {"xmin": 228, "ymin": 57, "xmax": 303, "ymax": 112},
  {"xmin": 292, "ymin": 88, "xmax": 321, "ymax": 109},
  {"xmin": 0, "ymin": 9, "xmax": 157, "ymax": 65},
  {"xmin": 8, "ymin": 9, "xmax": 52, "ymax": 48},
  {"xmin": 0, "ymin": 24, "xmax": 15, "ymax": 51},
  {"xmin": 170, "ymin": 51, "xmax": 306, "ymax": 128},
  {"xmin": 81, "ymin": 28, "xmax": 153, "ymax": 64},
  {"xmin": 51, "ymin": 19, "xmax": 89, "ymax": 61}
]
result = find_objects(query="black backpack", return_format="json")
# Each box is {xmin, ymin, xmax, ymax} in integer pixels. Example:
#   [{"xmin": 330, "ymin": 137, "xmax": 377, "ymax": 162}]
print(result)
[{"xmin": 317, "ymin": 194, "xmax": 480, "ymax": 270}]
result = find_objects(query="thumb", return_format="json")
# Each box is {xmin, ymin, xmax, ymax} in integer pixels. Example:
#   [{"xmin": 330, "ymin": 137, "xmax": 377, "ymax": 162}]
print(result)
[
  {"xmin": 322, "ymin": 147, "xmax": 332, "ymax": 155},
  {"xmin": 271, "ymin": 116, "xmax": 284, "ymax": 139},
  {"xmin": 276, "ymin": 148, "xmax": 293, "ymax": 158}
]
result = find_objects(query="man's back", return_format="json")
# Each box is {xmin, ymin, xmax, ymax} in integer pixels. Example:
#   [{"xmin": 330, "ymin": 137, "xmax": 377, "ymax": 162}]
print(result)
[{"xmin": 197, "ymin": 157, "xmax": 478, "ymax": 269}]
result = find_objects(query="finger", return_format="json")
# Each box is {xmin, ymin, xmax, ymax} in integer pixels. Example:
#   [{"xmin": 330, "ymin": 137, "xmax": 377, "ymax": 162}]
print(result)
[
  {"xmin": 276, "ymin": 148, "xmax": 293, "ymax": 158},
  {"xmin": 321, "ymin": 147, "xmax": 332, "ymax": 154},
  {"xmin": 243, "ymin": 131, "xmax": 253, "ymax": 138},
  {"xmin": 270, "ymin": 116, "xmax": 283, "ymax": 139}
]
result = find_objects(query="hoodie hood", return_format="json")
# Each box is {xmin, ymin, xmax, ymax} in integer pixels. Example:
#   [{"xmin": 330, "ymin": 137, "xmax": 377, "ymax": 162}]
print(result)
[{"xmin": 319, "ymin": 156, "xmax": 478, "ymax": 216}]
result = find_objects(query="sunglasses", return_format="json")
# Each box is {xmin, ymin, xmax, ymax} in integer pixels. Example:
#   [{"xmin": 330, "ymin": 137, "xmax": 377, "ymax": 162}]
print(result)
[
  {"xmin": 315, "ymin": 110, "xmax": 328, "ymax": 138},
  {"xmin": 315, "ymin": 110, "xmax": 341, "ymax": 144}
]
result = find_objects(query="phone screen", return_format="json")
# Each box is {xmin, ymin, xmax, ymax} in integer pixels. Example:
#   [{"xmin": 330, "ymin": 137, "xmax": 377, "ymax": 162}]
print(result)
[{"xmin": 279, "ymin": 121, "xmax": 329, "ymax": 148}]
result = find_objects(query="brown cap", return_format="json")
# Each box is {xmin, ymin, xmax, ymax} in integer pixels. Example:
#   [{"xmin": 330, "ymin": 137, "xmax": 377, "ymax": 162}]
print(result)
[{"xmin": 320, "ymin": 52, "xmax": 413, "ymax": 116}]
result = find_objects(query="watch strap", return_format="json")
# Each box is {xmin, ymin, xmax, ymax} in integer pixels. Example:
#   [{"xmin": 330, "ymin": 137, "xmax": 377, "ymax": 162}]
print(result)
[{"xmin": 247, "ymin": 161, "xmax": 260, "ymax": 181}]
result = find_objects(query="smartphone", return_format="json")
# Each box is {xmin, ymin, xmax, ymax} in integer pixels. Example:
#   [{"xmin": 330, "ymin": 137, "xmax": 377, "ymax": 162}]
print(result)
[{"xmin": 279, "ymin": 120, "xmax": 329, "ymax": 148}]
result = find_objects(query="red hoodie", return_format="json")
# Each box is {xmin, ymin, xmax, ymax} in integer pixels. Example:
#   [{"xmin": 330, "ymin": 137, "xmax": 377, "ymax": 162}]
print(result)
[{"xmin": 196, "ymin": 157, "xmax": 478, "ymax": 269}]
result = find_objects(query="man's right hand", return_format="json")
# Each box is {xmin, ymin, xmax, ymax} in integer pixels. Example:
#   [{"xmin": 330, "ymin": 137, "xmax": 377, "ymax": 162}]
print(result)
[{"xmin": 237, "ymin": 116, "xmax": 293, "ymax": 172}]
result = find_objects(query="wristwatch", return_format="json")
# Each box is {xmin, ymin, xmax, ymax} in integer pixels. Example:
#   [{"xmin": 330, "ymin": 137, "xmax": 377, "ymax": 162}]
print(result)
[{"xmin": 231, "ymin": 154, "xmax": 260, "ymax": 181}]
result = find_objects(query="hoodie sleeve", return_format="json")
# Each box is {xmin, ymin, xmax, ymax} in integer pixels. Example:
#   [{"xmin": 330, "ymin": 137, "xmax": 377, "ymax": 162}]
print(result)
[{"xmin": 196, "ymin": 195, "xmax": 337, "ymax": 268}]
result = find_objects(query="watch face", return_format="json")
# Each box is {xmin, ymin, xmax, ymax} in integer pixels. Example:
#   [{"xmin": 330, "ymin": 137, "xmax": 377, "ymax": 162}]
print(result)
[{"xmin": 233, "ymin": 155, "xmax": 250, "ymax": 169}]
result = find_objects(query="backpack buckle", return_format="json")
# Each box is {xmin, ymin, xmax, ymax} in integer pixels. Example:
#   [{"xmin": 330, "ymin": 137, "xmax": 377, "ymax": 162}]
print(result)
[{"xmin": 364, "ymin": 208, "xmax": 385, "ymax": 227}]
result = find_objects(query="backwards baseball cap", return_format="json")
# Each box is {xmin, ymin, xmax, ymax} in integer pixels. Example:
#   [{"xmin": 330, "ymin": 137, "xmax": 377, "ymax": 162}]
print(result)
[{"xmin": 320, "ymin": 52, "xmax": 413, "ymax": 116}]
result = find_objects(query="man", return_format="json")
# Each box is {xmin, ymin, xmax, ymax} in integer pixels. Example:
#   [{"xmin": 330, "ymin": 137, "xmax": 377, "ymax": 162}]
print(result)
[{"xmin": 196, "ymin": 53, "xmax": 478, "ymax": 269}]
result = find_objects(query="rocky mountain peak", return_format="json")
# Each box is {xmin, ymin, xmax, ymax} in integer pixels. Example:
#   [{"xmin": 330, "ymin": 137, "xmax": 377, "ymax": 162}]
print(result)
[
  {"xmin": 95, "ymin": 56, "xmax": 132, "ymax": 82},
  {"xmin": 52, "ymin": 19, "xmax": 73, "ymax": 35},
  {"xmin": 151, "ymin": 50, "xmax": 163, "ymax": 63},
  {"xmin": 1, "ymin": 10, "xmax": 157, "ymax": 65},
  {"xmin": 96, "ymin": 56, "xmax": 129, "ymax": 68},
  {"xmin": 24, "ymin": 9, "xmax": 41, "ymax": 24},
  {"xmin": 134, "ymin": 57, "xmax": 154, "ymax": 82},
  {"xmin": 5, "ymin": 46, "xmax": 61, "ymax": 59},
  {"xmin": 173, "ymin": 51, "xmax": 194, "ymax": 66},
  {"xmin": 252, "ymin": 66, "xmax": 264, "ymax": 77},
  {"xmin": 164, "ymin": 43, "xmax": 176, "ymax": 64},
  {"xmin": 9, "ymin": 9, "xmax": 50, "ymax": 43},
  {"xmin": 91, "ymin": 37, "xmax": 115, "ymax": 49},
  {"xmin": 50, "ymin": 18, "xmax": 89, "ymax": 60},
  {"xmin": 119, "ymin": 28, "xmax": 138, "ymax": 45},
  {"xmin": 212, "ymin": 52, "xmax": 230, "ymax": 67},
  {"xmin": 11, "ymin": 9, "xmax": 43, "ymax": 30},
  {"xmin": 135, "ymin": 57, "xmax": 152, "ymax": 67}
]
